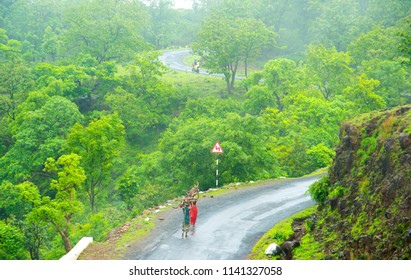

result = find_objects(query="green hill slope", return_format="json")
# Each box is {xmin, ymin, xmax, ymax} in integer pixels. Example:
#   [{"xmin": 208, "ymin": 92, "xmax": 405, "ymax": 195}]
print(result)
[
  {"xmin": 254, "ymin": 106, "xmax": 411, "ymax": 260},
  {"xmin": 321, "ymin": 105, "xmax": 411, "ymax": 259}
]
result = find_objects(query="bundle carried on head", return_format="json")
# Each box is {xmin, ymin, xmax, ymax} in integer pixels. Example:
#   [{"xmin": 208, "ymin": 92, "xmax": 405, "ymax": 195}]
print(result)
[{"xmin": 180, "ymin": 183, "xmax": 199, "ymax": 207}]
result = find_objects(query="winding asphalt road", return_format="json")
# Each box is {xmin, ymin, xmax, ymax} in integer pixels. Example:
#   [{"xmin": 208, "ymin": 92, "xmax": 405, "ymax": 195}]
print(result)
[
  {"xmin": 123, "ymin": 51, "xmax": 319, "ymax": 260},
  {"xmin": 124, "ymin": 176, "xmax": 319, "ymax": 260}
]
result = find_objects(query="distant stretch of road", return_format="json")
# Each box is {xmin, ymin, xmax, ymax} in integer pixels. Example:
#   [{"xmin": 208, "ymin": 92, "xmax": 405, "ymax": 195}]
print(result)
[
  {"xmin": 159, "ymin": 49, "xmax": 243, "ymax": 79},
  {"xmin": 159, "ymin": 49, "xmax": 200, "ymax": 73},
  {"xmin": 124, "ymin": 175, "xmax": 320, "ymax": 260}
]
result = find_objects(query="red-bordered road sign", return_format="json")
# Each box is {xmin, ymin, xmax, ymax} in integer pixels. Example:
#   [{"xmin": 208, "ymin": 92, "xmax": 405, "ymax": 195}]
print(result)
[{"xmin": 211, "ymin": 141, "xmax": 224, "ymax": 154}]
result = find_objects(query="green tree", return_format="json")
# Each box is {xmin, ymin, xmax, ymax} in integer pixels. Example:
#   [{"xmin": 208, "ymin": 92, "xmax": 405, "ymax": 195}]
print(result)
[
  {"xmin": 23, "ymin": 217, "xmax": 48, "ymax": 260},
  {"xmin": 193, "ymin": 15, "xmax": 238, "ymax": 93},
  {"xmin": 347, "ymin": 24, "xmax": 411, "ymax": 107},
  {"xmin": 219, "ymin": 113, "xmax": 282, "ymax": 182},
  {"xmin": 117, "ymin": 164, "xmax": 171, "ymax": 213},
  {"xmin": 145, "ymin": 0, "xmax": 175, "ymax": 49},
  {"xmin": 66, "ymin": 114, "xmax": 125, "ymax": 211},
  {"xmin": 0, "ymin": 29, "xmax": 33, "ymax": 122},
  {"xmin": 169, "ymin": 8, "xmax": 202, "ymax": 47},
  {"xmin": 244, "ymin": 85, "xmax": 277, "ymax": 115},
  {"xmin": 32, "ymin": 153, "xmax": 86, "ymax": 253},
  {"xmin": 304, "ymin": 44, "xmax": 353, "ymax": 100},
  {"xmin": 63, "ymin": 0, "xmax": 149, "ymax": 63},
  {"xmin": 41, "ymin": 26, "xmax": 60, "ymax": 62},
  {"xmin": 33, "ymin": 63, "xmax": 90, "ymax": 100},
  {"xmin": 254, "ymin": 0, "xmax": 311, "ymax": 56},
  {"xmin": 106, "ymin": 88, "xmax": 142, "ymax": 141},
  {"xmin": 343, "ymin": 74, "xmax": 386, "ymax": 113},
  {"xmin": 107, "ymin": 52, "xmax": 175, "ymax": 142},
  {"xmin": 261, "ymin": 93, "xmax": 350, "ymax": 176},
  {"xmin": 193, "ymin": 13, "xmax": 276, "ymax": 92},
  {"xmin": 117, "ymin": 169, "xmax": 140, "ymax": 211},
  {"xmin": 359, "ymin": 59, "xmax": 410, "ymax": 107},
  {"xmin": 0, "ymin": 96, "xmax": 83, "ymax": 184},
  {"xmin": 236, "ymin": 17, "xmax": 277, "ymax": 77},
  {"xmin": 0, "ymin": 181, "xmax": 40, "ymax": 224},
  {"xmin": 347, "ymin": 25, "xmax": 401, "ymax": 66},
  {"xmin": 244, "ymin": 58, "xmax": 300, "ymax": 112},
  {"xmin": 33, "ymin": 58, "xmax": 120, "ymax": 113},
  {"xmin": 307, "ymin": 0, "xmax": 364, "ymax": 51},
  {"xmin": 1, "ymin": 0, "xmax": 65, "ymax": 62}
]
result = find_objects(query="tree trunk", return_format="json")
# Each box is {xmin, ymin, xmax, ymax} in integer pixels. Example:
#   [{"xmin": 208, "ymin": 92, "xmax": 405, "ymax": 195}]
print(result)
[
  {"xmin": 224, "ymin": 63, "xmax": 232, "ymax": 93},
  {"xmin": 53, "ymin": 223, "xmax": 72, "ymax": 253},
  {"xmin": 225, "ymin": 73, "xmax": 232, "ymax": 93},
  {"xmin": 230, "ymin": 60, "xmax": 239, "ymax": 91},
  {"xmin": 62, "ymin": 233, "xmax": 72, "ymax": 253}
]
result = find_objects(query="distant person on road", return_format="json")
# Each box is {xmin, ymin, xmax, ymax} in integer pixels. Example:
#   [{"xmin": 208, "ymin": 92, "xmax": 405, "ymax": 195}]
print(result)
[
  {"xmin": 190, "ymin": 200, "xmax": 198, "ymax": 227},
  {"xmin": 181, "ymin": 202, "xmax": 190, "ymax": 238},
  {"xmin": 192, "ymin": 59, "xmax": 200, "ymax": 73}
]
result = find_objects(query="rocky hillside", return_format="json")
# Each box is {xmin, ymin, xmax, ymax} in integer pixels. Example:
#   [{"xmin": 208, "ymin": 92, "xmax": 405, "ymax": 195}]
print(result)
[{"xmin": 307, "ymin": 105, "xmax": 411, "ymax": 259}]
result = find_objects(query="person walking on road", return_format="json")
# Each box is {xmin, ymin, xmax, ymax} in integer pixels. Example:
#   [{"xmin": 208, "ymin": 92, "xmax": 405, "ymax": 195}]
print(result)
[
  {"xmin": 181, "ymin": 202, "xmax": 190, "ymax": 238},
  {"xmin": 190, "ymin": 200, "xmax": 198, "ymax": 227}
]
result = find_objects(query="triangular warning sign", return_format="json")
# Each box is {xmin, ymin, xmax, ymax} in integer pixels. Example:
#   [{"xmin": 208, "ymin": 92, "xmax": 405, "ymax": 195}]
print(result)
[{"xmin": 211, "ymin": 142, "xmax": 224, "ymax": 154}]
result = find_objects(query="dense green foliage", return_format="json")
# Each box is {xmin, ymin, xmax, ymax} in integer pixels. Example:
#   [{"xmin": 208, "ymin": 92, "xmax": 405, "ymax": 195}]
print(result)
[{"xmin": 0, "ymin": 0, "xmax": 410, "ymax": 259}]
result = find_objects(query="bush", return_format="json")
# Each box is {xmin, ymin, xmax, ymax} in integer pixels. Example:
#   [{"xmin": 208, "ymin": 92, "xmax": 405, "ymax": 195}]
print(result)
[
  {"xmin": 307, "ymin": 176, "xmax": 331, "ymax": 207},
  {"xmin": 0, "ymin": 222, "xmax": 29, "ymax": 260}
]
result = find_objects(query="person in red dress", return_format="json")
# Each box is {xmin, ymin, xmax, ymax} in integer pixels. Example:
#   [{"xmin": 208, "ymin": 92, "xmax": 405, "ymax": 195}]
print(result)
[{"xmin": 190, "ymin": 200, "xmax": 198, "ymax": 227}]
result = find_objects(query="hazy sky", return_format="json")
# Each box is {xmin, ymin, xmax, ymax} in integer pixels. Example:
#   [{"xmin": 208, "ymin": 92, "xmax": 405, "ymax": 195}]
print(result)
[{"xmin": 173, "ymin": 0, "xmax": 192, "ymax": 9}]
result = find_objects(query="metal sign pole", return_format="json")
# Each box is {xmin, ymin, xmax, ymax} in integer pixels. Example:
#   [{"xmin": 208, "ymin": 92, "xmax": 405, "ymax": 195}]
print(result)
[
  {"xmin": 211, "ymin": 141, "xmax": 223, "ymax": 189},
  {"xmin": 216, "ymin": 154, "xmax": 219, "ymax": 188}
]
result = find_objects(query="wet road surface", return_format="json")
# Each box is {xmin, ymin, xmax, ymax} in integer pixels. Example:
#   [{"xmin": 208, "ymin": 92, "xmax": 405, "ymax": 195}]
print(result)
[{"xmin": 124, "ymin": 175, "xmax": 320, "ymax": 260}]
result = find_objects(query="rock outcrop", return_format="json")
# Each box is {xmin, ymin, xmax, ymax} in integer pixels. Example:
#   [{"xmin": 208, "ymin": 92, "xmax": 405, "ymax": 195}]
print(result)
[{"xmin": 312, "ymin": 106, "xmax": 411, "ymax": 259}]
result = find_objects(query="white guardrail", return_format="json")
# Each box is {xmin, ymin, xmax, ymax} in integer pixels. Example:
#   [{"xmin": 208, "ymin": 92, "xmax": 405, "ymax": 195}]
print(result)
[{"xmin": 60, "ymin": 237, "xmax": 93, "ymax": 260}]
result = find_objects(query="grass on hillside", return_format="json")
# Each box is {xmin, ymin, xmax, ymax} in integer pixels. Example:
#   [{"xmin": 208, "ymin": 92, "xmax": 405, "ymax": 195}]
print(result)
[
  {"xmin": 248, "ymin": 205, "xmax": 325, "ymax": 260},
  {"xmin": 293, "ymin": 231, "xmax": 326, "ymax": 260},
  {"xmin": 162, "ymin": 69, "xmax": 247, "ymax": 100}
]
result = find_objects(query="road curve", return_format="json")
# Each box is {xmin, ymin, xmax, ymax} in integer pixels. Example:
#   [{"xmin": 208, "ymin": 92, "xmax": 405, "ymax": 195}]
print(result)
[
  {"xmin": 124, "ymin": 175, "xmax": 320, "ymax": 260},
  {"xmin": 159, "ymin": 49, "xmax": 196, "ymax": 73},
  {"xmin": 159, "ymin": 49, "xmax": 243, "ymax": 80}
]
